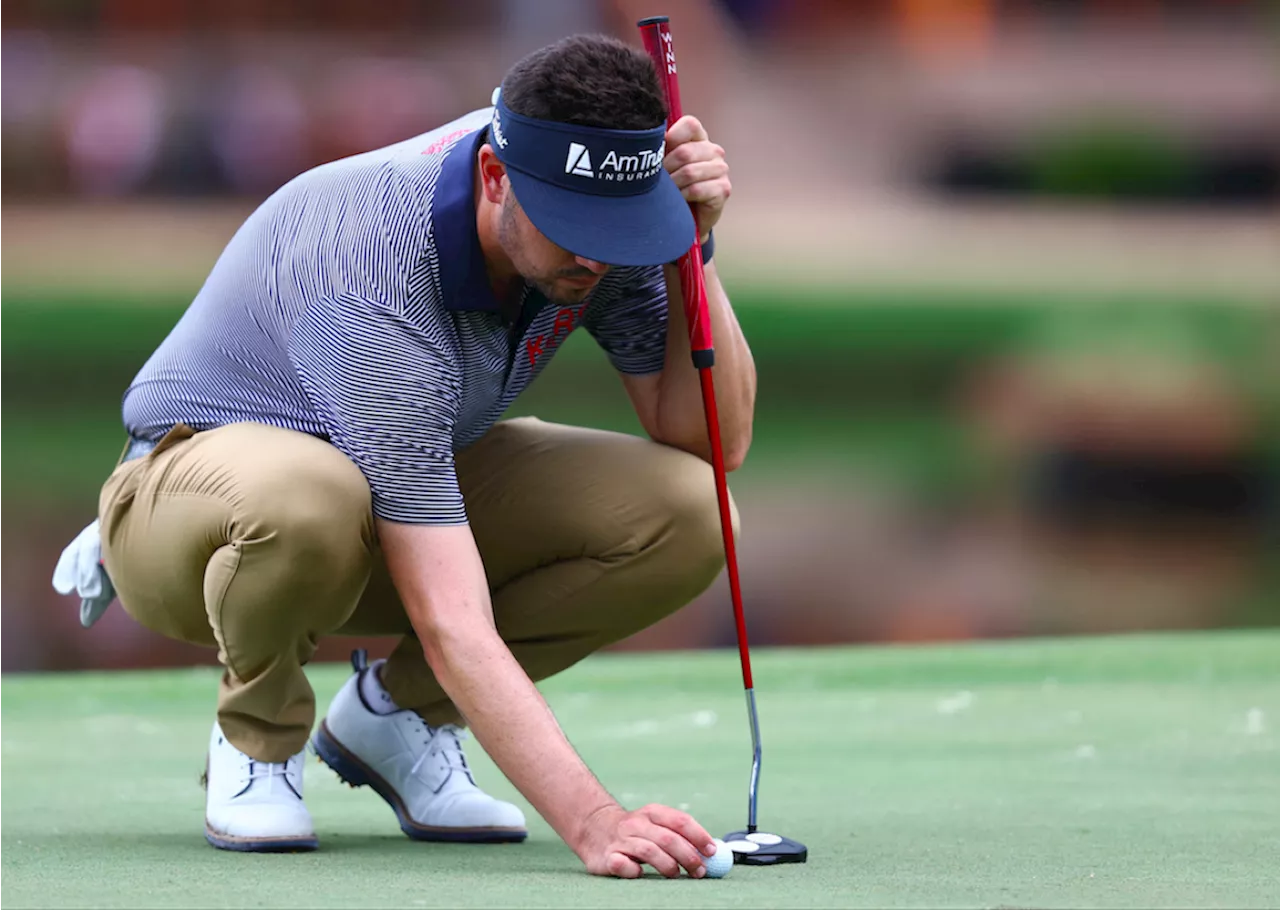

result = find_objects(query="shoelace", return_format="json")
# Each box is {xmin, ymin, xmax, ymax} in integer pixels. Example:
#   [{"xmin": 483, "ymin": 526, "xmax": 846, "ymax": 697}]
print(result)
[
  {"xmin": 408, "ymin": 722, "xmax": 472, "ymax": 780},
  {"xmin": 241, "ymin": 757, "xmax": 300, "ymax": 794}
]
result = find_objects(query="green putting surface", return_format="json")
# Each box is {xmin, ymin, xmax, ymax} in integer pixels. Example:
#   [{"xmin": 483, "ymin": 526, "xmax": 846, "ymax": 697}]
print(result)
[{"xmin": 3, "ymin": 631, "xmax": 1278, "ymax": 909}]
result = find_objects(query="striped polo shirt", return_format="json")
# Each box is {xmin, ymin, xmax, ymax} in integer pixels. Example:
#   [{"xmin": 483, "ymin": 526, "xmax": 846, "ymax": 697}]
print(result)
[{"xmin": 120, "ymin": 107, "xmax": 671, "ymax": 525}]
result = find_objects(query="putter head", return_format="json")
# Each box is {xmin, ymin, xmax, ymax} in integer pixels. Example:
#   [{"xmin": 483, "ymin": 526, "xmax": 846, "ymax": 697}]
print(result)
[{"xmin": 722, "ymin": 830, "xmax": 808, "ymax": 865}]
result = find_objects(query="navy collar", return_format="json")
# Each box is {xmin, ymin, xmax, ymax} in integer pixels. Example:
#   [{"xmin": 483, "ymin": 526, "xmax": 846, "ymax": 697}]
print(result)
[
  {"xmin": 433, "ymin": 126, "xmax": 503, "ymax": 312},
  {"xmin": 433, "ymin": 123, "xmax": 561, "ymax": 325}
]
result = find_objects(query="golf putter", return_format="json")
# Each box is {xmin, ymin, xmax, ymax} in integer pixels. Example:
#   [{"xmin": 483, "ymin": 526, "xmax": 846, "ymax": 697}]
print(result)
[{"xmin": 637, "ymin": 15, "xmax": 807, "ymax": 866}]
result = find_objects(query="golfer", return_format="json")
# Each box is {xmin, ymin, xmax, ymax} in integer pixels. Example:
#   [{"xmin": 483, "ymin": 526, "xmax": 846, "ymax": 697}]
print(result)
[{"xmin": 52, "ymin": 33, "xmax": 754, "ymax": 879}]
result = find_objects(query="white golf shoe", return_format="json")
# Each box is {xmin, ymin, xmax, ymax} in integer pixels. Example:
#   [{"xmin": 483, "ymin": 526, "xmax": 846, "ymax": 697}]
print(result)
[
  {"xmin": 312, "ymin": 651, "xmax": 527, "ymax": 843},
  {"xmin": 203, "ymin": 721, "xmax": 318, "ymax": 852}
]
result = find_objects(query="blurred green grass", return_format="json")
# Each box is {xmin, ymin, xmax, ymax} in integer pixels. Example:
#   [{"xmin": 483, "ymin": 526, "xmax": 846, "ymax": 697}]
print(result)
[
  {"xmin": 5, "ymin": 285, "xmax": 1272, "ymax": 509},
  {"xmin": 5, "ymin": 286, "xmax": 1268, "ymax": 366}
]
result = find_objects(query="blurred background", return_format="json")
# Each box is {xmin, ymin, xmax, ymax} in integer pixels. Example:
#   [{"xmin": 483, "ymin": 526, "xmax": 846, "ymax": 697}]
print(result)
[{"xmin": 3, "ymin": 0, "xmax": 1278, "ymax": 673}]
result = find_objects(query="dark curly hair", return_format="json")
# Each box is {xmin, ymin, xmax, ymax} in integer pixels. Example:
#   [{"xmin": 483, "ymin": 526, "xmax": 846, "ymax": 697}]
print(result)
[{"xmin": 499, "ymin": 34, "xmax": 667, "ymax": 131}]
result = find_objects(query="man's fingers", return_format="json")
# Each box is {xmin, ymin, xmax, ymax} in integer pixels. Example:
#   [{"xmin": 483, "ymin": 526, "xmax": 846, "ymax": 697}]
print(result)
[
  {"xmin": 682, "ymin": 177, "xmax": 732, "ymax": 207},
  {"xmin": 664, "ymin": 139, "xmax": 721, "ymax": 174},
  {"xmin": 641, "ymin": 804, "xmax": 717, "ymax": 857},
  {"xmin": 665, "ymin": 114, "xmax": 708, "ymax": 147},
  {"xmin": 642, "ymin": 822, "xmax": 708, "ymax": 876},
  {"xmin": 618, "ymin": 836, "xmax": 683, "ymax": 878},
  {"xmin": 668, "ymin": 159, "xmax": 730, "ymax": 191},
  {"xmin": 595, "ymin": 805, "xmax": 717, "ymax": 879},
  {"xmin": 605, "ymin": 851, "xmax": 644, "ymax": 879}
]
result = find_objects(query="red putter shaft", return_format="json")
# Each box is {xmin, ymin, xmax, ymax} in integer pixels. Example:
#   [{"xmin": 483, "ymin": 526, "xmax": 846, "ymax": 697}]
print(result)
[{"xmin": 637, "ymin": 15, "xmax": 753, "ymax": 692}]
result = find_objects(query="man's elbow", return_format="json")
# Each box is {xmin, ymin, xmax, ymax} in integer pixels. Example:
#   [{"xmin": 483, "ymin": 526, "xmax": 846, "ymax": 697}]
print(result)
[
  {"xmin": 407, "ymin": 604, "xmax": 479, "ymax": 672},
  {"xmin": 684, "ymin": 417, "xmax": 752, "ymax": 471},
  {"xmin": 651, "ymin": 418, "xmax": 752, "ymax": 472},
  {"xmin": 720, "ymin": 424, "xmax": 753, "ymax": 472},
  {"xmin": 711, "ymin": 417, "xmax": 747, "ymax": 470}
]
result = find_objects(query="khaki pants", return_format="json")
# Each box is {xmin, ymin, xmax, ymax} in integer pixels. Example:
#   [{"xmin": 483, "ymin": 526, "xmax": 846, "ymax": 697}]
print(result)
[{"xmin": 98, "ymin": 417, "xmax": 736, "ymax": 762}]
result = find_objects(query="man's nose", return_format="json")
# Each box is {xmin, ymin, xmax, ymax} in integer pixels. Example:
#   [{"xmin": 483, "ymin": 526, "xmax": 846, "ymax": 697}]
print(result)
[{"xmin": 573, "ymin": 257, "xmax": 611, "ymax": 276}]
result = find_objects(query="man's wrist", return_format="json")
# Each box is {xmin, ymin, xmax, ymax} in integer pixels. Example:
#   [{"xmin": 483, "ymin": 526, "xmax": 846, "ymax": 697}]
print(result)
[
  {"xmin": 573, "ymin": 799, "xmax": 623, "ymax": 857},
  {"xmin": 665, "ymin": 231, "xmax": 714, "ymax": 267}
]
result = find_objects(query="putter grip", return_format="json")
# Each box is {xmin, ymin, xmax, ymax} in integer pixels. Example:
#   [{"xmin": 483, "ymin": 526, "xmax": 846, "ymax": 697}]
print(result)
[{"xmin": 638, "ymin": 16, "xmax": 714, "ymax": 365}]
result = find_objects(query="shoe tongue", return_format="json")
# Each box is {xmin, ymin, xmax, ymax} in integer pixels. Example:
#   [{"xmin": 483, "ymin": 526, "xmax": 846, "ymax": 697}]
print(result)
[{"xmin": 248, "ymin": 756, "xmax": 303, "ymax": 790}]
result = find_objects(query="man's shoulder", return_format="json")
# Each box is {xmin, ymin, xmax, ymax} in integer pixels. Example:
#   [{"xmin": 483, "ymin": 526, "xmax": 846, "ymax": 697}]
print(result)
[
  {"xmin": 271, "ymin": 108, "xmax": 492, "ymax": 205},
  {"xmin": 366, "ymin": 107, "xmax": 493, "ymax": 183},
  {"xmin": 409, "ymin": 107, "xmax": 493, "ymax": 160}
]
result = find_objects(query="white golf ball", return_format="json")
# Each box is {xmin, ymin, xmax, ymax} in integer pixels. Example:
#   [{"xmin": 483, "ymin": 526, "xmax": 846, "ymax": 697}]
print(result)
[{"xmin": 703, "ymin": 839, "xmax": 734, "ymax": 878}]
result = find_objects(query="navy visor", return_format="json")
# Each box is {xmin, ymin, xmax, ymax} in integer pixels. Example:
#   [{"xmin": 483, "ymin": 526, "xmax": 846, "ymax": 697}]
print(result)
[{"xmin": 488, "ymin": 95, "xmax": 695, "ymax": 267}]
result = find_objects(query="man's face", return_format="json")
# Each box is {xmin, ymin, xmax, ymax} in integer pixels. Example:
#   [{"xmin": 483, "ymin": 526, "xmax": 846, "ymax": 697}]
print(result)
[{"xmin": 496, "ymin": 190, "xmax": 610, "ymax": 306}]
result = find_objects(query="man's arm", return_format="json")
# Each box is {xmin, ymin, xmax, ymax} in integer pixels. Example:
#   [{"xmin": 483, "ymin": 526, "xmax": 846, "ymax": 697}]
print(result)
[
  {"xmin": 290, "ymin": 290, "xmax": 715, "ymax": 877},
  {"xmin": 376, "ymin": 518, "xmax": 718, "ymax": 879},
  {"xmin": 622, "ymin": 259, "xmax": 755, "ymax": 470},
  {"xmin": 619, "ymin": 114, "xmax": 755, "ymax": 470}
]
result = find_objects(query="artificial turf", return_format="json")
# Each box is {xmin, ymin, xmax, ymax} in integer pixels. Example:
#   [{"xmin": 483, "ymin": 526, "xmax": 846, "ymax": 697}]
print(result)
[{"xmin": 2, "ymin": 631, "xmax": 1277, "ymax": 909}]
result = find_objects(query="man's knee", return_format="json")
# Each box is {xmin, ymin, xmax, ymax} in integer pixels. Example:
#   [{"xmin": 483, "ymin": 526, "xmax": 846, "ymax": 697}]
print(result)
[
  {"xmin": 566, "ymin": 446, "xmax": 738, "ymax": 643},
  {"xmin": 643, "ymin": 446, "xmax": 740, "ymax": 582},
  {"xmin": 106, "ymin": 424, "xmax": 376, "ymax": 647}
]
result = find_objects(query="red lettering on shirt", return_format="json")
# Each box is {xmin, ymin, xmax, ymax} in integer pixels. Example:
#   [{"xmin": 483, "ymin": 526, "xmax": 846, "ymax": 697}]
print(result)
[
  {"xmin": 525, "ymin": 335, "xmax": 546, "ymax": 367},
  {"xmin": 524, "ymin": 301, "xmax": 593, "ymax": 369},
  {"xmin": 422, "ymin": 129, "xmax": 472, "ymax": 155},
  {"xmin": 552, "ymin": 308, "xmax": 576, "ymax": 339}
]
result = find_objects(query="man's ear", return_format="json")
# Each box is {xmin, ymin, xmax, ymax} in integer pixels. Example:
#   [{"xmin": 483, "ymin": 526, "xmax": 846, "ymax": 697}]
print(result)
[{"xmin": 477, "ymin": 144, "xmax": 507, "ymax": 205}]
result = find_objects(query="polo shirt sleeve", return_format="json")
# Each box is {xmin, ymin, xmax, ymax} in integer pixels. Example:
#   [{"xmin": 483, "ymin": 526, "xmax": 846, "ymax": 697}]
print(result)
[
  {"xmin": 289, "ymin": 293, "xmax": 466, "ymax": 525},
  {"xmin": 581, "ymin": 265, "xmax": 670, "ymax": 375}
]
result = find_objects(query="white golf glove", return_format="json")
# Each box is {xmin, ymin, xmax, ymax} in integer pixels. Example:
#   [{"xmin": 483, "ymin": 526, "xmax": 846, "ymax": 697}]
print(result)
[{"xmin": 51, "ymin": 519, "xmax": 117, "ymax": 627}]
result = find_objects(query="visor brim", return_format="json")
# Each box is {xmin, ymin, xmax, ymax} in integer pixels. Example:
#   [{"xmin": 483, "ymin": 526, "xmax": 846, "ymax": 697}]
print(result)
[{"xmin": 504, "ymin": 168, "xmax": 696, "ymax": 268}]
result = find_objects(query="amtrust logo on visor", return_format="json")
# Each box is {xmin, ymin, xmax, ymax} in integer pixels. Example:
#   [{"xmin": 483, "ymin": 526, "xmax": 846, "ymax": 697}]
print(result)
[
  {"xmin": 565, "ymin": 141, "xmax": 664, "ymax": 182},
  {"xmin": 565, "ymin": 142, "xmax": 593, "ymax": 177},
  {"xmin": 488, "ymin": 97, "xmax": 672, "ymax": 200}
]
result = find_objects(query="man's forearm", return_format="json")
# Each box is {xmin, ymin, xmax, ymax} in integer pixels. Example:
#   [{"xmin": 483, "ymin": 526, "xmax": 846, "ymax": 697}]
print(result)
[
  {"xmin": 424, "ymin": 615, "xmax": 617, "ymax": 850},
  {"xmin": 654, "ymin": 259, "xmax": 756, "ymax": 469},
  {"xmin": 378, "ymin": 521, "xmax": 619, "ymax": 857}
]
